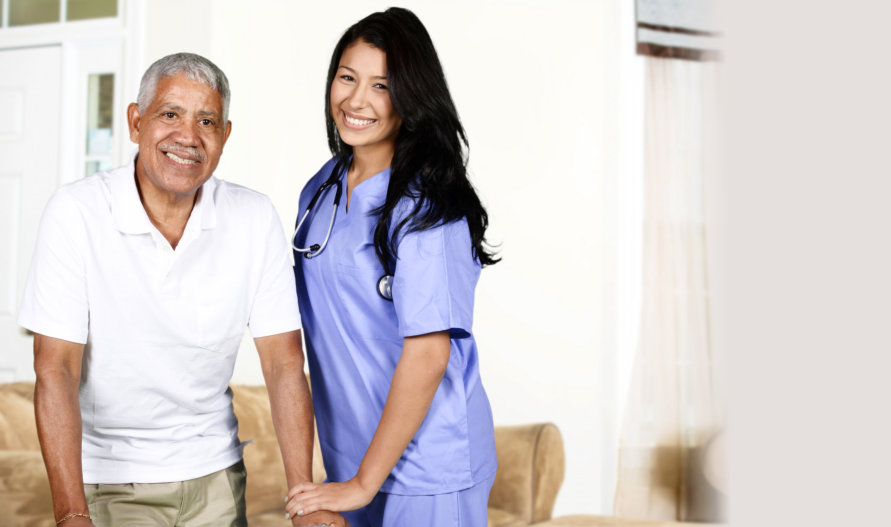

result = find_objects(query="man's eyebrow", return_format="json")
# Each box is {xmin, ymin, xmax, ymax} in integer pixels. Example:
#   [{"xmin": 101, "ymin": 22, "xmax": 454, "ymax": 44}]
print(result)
[
  {"xmin": 158, "ymin": 103, "xmax": 186, "ymax": 113},
  {"xmin": 158, "ymin": 104, "xmax": 220, "ymax": 118}
]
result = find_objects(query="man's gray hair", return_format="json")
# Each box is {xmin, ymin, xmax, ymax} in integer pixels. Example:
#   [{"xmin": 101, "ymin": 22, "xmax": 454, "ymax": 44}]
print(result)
[{"xmin": 137, "ymin": 52, "xmax": 231, "ymax": 121}]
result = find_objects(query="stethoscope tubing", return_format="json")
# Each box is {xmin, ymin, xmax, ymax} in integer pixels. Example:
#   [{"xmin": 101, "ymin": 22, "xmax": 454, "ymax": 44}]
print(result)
[
  {"xmin": 292, "ymin": 174, "xmax": 341, "ymax": 259},
  {"xmin": 292, "ymin": 166, "xmax": 395, "ymax": 301}
]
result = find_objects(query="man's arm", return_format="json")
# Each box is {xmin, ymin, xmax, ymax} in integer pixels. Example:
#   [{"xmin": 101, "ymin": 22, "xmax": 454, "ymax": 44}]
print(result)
[
  {"xmin": 33, "ymin": 334, "xmax": 95, "ymax": 526},
  {"xmin": 254, "ymin": 330, "xmax": 346, "ymax": 527}
]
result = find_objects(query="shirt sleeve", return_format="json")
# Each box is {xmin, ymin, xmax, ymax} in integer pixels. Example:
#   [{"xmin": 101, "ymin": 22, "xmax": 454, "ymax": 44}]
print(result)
[
  {"xmin": 247, "ymin": 198, "xmax": 302, "ymax": 337},
  {"xmin": 18, "ymin": 190, "xmax": 90, "ymax": 344},
  {"xmin": 392, "ymin": 217, "xmax": 481, "ymax": 339}
]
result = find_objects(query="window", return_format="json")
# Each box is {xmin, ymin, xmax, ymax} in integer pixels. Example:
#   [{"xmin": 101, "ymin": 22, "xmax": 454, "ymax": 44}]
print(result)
[
  {"xmin": 85, "ymin": 73, "xmax": 115, "ymax": 177},
  {"xmin": 2, "ymin": 0, "xmax": 117, "ymax": 27},
  {"xmin": 9, "ymin": 0, "xmax": 59, "ymax": 26},
  {"xmin": 67, "ymin": 0, "xmax": 116, "ymax": 21}
]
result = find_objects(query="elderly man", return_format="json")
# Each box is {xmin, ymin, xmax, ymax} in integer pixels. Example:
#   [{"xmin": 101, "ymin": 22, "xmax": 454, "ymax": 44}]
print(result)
[{"xmin": 19, "ymin": 53, "xmax": 343, "ymax": 527}]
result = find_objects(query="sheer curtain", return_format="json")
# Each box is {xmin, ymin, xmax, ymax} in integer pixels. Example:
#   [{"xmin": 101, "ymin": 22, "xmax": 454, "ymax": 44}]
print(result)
[{"xmin": 614, "ymin": 56, "xmax": 725, "ymax": 522}]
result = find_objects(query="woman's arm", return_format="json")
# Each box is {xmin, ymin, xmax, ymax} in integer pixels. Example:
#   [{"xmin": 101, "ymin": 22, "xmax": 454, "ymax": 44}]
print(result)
[{"xmin": 284, "ymin": 330, "xmax": 450, "ymax": 517}]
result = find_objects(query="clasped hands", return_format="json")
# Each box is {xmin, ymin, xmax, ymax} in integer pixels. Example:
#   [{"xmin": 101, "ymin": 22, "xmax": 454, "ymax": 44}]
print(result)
[{"xmin": 285, "ymin": 478, "xmax": 377, "ymax": 526}]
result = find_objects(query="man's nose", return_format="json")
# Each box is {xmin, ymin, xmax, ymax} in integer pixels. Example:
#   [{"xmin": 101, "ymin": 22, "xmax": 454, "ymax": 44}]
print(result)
[{"xmin": 173, "ymin": 119, "xmax": 200, "ymax": 145}]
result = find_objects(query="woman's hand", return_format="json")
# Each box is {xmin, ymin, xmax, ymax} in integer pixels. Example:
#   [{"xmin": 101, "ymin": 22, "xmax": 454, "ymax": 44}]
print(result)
[{"xmin": 285, "ymin": 479, "xmax": 377, "ymax": 518}]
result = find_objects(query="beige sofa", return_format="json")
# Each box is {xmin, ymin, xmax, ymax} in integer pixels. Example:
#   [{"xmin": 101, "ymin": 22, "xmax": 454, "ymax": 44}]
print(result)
[{"xmin": 0, "ymin": 382, "xmax": 720, "ymax": 527}]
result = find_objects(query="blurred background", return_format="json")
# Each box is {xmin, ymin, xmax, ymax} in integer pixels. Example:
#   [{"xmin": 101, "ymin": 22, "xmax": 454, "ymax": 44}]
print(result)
[{"xmin": 0, "ymin": 0, "xmax": 729, "ymax": 521}]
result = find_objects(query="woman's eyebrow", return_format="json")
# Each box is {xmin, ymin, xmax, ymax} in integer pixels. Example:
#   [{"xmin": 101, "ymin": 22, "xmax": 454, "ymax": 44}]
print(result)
[{"xmin": 338, "ymin": 64, "xmax": 387, "ymax": 80}]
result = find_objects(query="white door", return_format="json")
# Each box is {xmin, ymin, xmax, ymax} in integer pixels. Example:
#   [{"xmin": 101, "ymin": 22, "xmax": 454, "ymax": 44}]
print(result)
[{"xmin": 0, "ymin": 46, "xmax": 62, "ymax": 382}]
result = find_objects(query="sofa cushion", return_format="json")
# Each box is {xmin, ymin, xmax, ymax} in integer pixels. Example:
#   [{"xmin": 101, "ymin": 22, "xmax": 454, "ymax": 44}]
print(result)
[
  {"xmin": 535, "ymin": 515, "xmax": 724, "ymax": 526},
  {"xmin": 247, "ymin": 510, "xmax": 291, "ymax": 527},
  {"xmin": 0, "ymin": 450, "xmax": 53, "ymax": 526},
  {"xmin": 487, "ymin": 506, "xmax": 528, "ymax": 527},
  {"xmin": 232, "ymin": 384, "xmax": 327, "ymax": 517},
  {"xmin": 232, "ymin": 384, "xmax": 290, "ymax": 517}
]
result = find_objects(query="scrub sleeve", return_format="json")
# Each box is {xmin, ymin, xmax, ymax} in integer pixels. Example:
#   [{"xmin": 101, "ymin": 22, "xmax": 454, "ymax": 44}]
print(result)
[{"xmin": 391, "ymin": 209, "xmax": 478, "ymax": 340}]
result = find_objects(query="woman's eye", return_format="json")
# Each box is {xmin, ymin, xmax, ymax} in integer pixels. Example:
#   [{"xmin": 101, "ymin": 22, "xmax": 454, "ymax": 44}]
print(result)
[
  {"xmin": 340, "ymin": 75, "xmax": 354, "ymax": 81},
  {"xmin": 373, "ymin": 83, "xmax": 389, "ymax": 90}
]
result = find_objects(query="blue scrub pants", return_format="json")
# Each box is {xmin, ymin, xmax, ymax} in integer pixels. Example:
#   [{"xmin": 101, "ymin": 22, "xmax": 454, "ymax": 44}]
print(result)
[{"xmin": 342, "ymin": 475, "xmax": 494, "ymax": 527}]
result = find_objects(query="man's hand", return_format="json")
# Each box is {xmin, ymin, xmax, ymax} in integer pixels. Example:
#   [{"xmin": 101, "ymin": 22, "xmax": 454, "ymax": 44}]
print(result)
[
  {"xmin": 285, "ymin": 479, "xmax": 376, "ymax": 519},
  {"xmin": 290, "ymin": 509, "xmax": 350, "ymax": 527}
]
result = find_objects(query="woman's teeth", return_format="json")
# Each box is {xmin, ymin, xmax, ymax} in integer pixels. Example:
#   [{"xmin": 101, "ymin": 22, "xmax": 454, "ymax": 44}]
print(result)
[{"xmin": 345, "ymin": 114, "xmax": 375, "ymax": 126}]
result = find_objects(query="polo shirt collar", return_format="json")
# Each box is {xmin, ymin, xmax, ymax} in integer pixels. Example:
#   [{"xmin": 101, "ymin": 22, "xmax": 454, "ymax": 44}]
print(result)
[
  {"xmin": 110, "ymin": 153, "xmax": 218, "ymax": 235},
  {"xmin": 193, "ymin": 175, "xmax": 218, "ymax": 231}
]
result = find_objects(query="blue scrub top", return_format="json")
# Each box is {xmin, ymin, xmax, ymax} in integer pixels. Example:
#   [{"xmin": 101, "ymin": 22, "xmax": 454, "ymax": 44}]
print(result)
[{"xmin": 293, "ymin": 158, "xmax": 497, "ymax": 495}]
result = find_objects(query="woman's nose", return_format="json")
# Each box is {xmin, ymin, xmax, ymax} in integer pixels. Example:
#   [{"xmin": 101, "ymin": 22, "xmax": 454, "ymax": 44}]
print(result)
[{"xmin": 347, "ymin": 86, "xmax": 368, "ymax": 110}]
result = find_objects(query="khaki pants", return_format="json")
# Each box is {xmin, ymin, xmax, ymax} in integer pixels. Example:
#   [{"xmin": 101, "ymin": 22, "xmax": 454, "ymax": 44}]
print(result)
[{"xmin": 84, "ymin": 460, "xmax": 247, "ymax": 527}]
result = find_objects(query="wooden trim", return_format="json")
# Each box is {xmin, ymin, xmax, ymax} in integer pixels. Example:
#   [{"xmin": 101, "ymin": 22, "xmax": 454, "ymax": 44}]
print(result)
[
  {"xmin": 636, "ymin": 42, "xmax": 722, "ymax": 62},
  {"xmin": 637, "ymin": 21, "xmax": 722, "ymax": 38}
]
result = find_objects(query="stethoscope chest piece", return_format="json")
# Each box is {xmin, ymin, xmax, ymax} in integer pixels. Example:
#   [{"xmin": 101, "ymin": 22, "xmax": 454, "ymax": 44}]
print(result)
[{"xmin": 377, "ymin": 274, "xmax": 394, "ymax": 301}]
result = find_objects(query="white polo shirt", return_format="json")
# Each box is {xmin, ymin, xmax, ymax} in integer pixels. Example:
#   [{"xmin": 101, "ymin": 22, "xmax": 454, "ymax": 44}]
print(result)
[{"xmin": 18, "ymin": 157, "xmax": 301, "ymax": 484}]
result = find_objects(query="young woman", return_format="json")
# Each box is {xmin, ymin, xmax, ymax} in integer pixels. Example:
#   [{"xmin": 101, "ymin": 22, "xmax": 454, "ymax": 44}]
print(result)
[{"xmin": 287, "ymin": 7, "xmax": 499, "ymax": 527}]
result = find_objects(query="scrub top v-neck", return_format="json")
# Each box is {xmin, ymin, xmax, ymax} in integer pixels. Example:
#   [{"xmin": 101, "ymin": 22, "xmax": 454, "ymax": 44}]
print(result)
[{"xmin": 293, "ymin": 157, "xmax": 497, "ymax": 495}]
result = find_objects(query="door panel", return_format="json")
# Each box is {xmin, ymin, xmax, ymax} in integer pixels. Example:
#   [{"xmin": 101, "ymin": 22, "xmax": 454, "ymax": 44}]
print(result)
[{"xmin": 0, "ymin": 45, "xmax": 62, "ymax": 381}]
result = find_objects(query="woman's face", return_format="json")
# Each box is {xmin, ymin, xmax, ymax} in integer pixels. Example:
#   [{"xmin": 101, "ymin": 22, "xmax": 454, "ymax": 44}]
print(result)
[{"xmin": 330, "ymin": 40, "xmax": 403, "ymax": 156}]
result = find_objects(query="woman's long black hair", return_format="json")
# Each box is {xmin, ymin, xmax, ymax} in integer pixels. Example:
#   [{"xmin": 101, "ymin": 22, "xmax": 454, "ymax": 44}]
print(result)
[{"xmin": 325, "ymin": 7, "xmax": 499, "ymax": 269}]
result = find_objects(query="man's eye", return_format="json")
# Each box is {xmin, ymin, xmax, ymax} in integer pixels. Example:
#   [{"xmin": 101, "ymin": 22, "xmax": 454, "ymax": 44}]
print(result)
[
  {"xmin": 200, "ymin": 119, "xmax": 213, "ymax": 126},
  {"xmin": 164, "ymin": 112, "xmax": 176, "ymax": 118}
]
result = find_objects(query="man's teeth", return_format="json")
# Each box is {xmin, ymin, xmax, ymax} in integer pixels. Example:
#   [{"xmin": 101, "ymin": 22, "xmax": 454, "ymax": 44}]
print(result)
[
  {"xmin": 166, "ymin": 152, "xmax": 197, "ymax": 165},
  {"xmin": 345, "ymin": 114, "xmax": 375, "ymax": 126}
]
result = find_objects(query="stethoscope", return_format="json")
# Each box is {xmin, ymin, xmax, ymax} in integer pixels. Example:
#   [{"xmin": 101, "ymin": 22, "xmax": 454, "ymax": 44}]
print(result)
[{"xmin": 292, "ymin": 164, "xmax": 394, "ymax": 301}]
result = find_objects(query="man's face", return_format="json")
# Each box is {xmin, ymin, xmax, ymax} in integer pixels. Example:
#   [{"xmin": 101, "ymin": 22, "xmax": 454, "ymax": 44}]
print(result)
[{"xmin": 127, "ymin": 74, "xmax": 231, "ymax": 200}]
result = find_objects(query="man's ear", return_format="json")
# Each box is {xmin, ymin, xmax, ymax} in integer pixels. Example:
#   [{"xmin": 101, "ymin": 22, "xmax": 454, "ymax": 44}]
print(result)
[
  {"xmin": 127, "ymin": 103, "xmax": 141, "ymax": 143},
  {"xmin": 222, "ymin": 120, "xmax": 232, "ymax": 147}
]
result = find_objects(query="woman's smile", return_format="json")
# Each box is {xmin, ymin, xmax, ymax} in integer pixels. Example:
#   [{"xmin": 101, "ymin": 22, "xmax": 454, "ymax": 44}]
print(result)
[{"xmin": 341, "ymin": 110, "xmax": 378, "ymax": 129}]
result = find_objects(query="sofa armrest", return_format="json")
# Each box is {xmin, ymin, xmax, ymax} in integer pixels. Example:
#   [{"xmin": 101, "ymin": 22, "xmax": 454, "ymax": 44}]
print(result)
[
  {"xmin": 490, "ymin": 422, "xmax": 565, "ymax": 524},
  {"xmin": 0, "ymin": 382, "xmax": 41, "ymax": 451}
]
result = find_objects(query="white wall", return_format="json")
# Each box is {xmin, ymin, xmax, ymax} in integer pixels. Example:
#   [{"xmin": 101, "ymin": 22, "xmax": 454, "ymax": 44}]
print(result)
[{"xmin": 135, "ymin": 0, "xmax": 644, "ymax": 517}]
